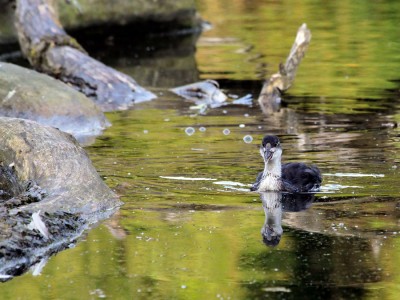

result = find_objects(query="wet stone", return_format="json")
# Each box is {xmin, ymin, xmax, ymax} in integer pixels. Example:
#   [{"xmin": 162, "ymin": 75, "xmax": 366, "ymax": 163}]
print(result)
[
  {"xmin": 0, "ymin": 117, "xmax": 121, "ymax": 280},
  {"xmin": 0, "ymin": 63, "xmax": 109, "ymax": 145}
]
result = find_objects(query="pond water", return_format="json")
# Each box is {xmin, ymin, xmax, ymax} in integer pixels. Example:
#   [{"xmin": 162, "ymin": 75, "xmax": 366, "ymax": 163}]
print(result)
[{"xmin": 2, "ymin": 0, "xmax": 400, "ymax": 299}]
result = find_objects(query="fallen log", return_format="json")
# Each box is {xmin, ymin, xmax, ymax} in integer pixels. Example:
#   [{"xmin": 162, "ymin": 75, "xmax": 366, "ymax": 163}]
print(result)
[{"xmin": 14, "ymin": 0, "xmax": 156, "ymax": 111}]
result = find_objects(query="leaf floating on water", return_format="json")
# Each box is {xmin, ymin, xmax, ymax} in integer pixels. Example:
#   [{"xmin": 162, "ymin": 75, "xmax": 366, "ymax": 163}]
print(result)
[{"xmin": 27, "ymin": 210, "xmax": 50, "ymax": 240}]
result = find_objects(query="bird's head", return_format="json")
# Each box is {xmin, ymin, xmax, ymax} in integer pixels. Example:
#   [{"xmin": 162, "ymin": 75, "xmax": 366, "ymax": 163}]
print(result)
[{"xmin": 260, "ymin": 135, "xmax": 282, "ymax": 163}]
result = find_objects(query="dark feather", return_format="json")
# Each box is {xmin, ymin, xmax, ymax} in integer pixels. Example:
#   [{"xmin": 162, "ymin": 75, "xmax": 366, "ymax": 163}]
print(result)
[{"xmin": 281, "ymin": 162, "xmax": 322, "ymax": 192}]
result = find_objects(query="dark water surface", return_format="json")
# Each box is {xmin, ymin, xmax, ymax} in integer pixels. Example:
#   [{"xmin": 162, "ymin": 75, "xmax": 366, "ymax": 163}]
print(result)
[{"xmin": 2, "ymin": 0, "xmax": 400, "ymax": 299}]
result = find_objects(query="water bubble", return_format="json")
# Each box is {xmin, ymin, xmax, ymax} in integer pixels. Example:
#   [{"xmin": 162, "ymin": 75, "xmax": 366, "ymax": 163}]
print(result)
[
  {"xmin": 223, "ymin": 128, "xmax": 230, "ymax": 135},
  {"xmin": 199, "ymin": 126, "xmax": 206, "ymax": 132},
  {"xmin": 185, "ymin": 127, "xmax": 195, "ymax": 136},
  {"xmin": 243, "ymin": 135, "xmax": 253, "ymax": 143},
  {"xmin": 239, "ymin": 124, "xmax": 245, "ymax": 128}
]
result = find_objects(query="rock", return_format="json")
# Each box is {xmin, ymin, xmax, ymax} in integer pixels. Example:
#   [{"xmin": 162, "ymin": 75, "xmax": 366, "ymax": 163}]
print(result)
[
  {"xmin": 0, "ymin": 117, "xmax": 122, "ymax": 280},
  {"xmin": 0, "ymin": 0, "xmax": 200, "ymax": 44},
  {"xmin": 52, "ymin": 0, "xmax": 199, "ymax": 31},
  {"xmin": 0, "ymin": 117, "xmax": 121, "ymax": 217},
  {"xmin": 0, "ymin": 62, "xmax": 109, "ymax": 144}
]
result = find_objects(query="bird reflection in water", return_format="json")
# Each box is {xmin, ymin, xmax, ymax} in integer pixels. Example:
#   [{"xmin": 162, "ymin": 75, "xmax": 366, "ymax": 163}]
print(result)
[{"xmin": 260, "ymin": 192, "xmax": 315, "ymax": 247}]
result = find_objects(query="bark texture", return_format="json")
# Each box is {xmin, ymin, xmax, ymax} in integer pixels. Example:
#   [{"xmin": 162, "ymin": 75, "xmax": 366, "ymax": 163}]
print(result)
[
  {"xmin": 258, "ymin": 24, "xmax": 311, "ymax": 114},
  {"xmin": 14, "ymin": 0, "xmax": 156, "ymax": 111}
]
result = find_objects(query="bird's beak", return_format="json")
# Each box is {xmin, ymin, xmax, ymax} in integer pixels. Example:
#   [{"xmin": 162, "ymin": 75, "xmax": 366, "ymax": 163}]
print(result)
[{"xmin": 262, "ymin": 146, "xmax": 273, "ymax": 161}]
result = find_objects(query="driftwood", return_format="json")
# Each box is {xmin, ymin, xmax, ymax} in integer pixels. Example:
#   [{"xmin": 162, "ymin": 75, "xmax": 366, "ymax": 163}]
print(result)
[
  {"xmin": 14, "ymin": 0, "xmax": 156, "ymax": 111},
  {"xmin": 258, "ymin": 23, "xmax": 311, "ymax": 114}
]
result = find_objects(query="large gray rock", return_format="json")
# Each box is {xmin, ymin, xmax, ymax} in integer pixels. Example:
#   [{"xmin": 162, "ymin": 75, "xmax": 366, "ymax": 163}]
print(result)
[
  {"xmin": 0, "ymin": 117, "xmax": 122, "ymax": 280},
  {"xmin": 0, "ymin": 117, "xmax": 121, "ymax": 216},
  {"xmin": 0, "ymin": 62, "xmax": 109, "ymax": 144}
]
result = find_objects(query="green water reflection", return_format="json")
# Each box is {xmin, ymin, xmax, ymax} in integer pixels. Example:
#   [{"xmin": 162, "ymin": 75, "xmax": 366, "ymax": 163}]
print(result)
[{"xmin": 1, "ymin": 0, "xmax": 400, "ymax": 299}]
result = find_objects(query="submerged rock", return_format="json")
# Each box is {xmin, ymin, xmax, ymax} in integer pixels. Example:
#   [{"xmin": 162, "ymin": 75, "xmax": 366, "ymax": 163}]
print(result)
[
  {"xmin": 0, "ymin": 62, "xmax": 109, "ymax": 145},
  {"xmin": 0, "ymin": 117, "xmax": 122, "ymax": 280}
]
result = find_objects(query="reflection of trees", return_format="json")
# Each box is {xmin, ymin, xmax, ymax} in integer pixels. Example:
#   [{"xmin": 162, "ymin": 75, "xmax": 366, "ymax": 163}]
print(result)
[
  {"xmin": 72, "ymin": 27, "xmax": 200, "ymax": 88},
  {"xmin": 241, "ymin": 228, "xmax": 382, "ymax": 299},
  {"xmin": 240, "ymin": 193, "xmax": 398, "ymax": 298},
  {"xmin": 197, "ymin": 0, "xmax": 400, "ymax": 177},
  {"xmin": 284, "ymin": 196, "xmax": 400, "ymax": 259}
]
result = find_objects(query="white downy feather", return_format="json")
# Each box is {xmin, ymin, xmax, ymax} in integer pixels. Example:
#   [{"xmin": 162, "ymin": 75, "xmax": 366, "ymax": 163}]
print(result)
[{"xmin": 27, "ymin": 210, "xmax": 50, "ymax": 240}]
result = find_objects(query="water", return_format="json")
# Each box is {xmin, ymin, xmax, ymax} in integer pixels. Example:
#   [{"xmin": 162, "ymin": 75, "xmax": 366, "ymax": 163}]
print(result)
[{"xmin": 1, "ymin": 0, "xmax": 400, "ymax": 299}]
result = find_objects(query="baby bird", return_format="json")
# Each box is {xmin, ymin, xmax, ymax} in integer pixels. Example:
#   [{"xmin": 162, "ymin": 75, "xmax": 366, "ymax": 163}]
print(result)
[{"xmin": 251, "ymin": 135, "xmax": 322, "ymax": 193}]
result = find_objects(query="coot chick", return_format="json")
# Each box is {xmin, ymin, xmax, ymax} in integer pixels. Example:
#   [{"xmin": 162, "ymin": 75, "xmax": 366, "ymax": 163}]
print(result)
[{"xmin": 251, "ymin": 135, "xmax": 322, "ymax": 193}]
